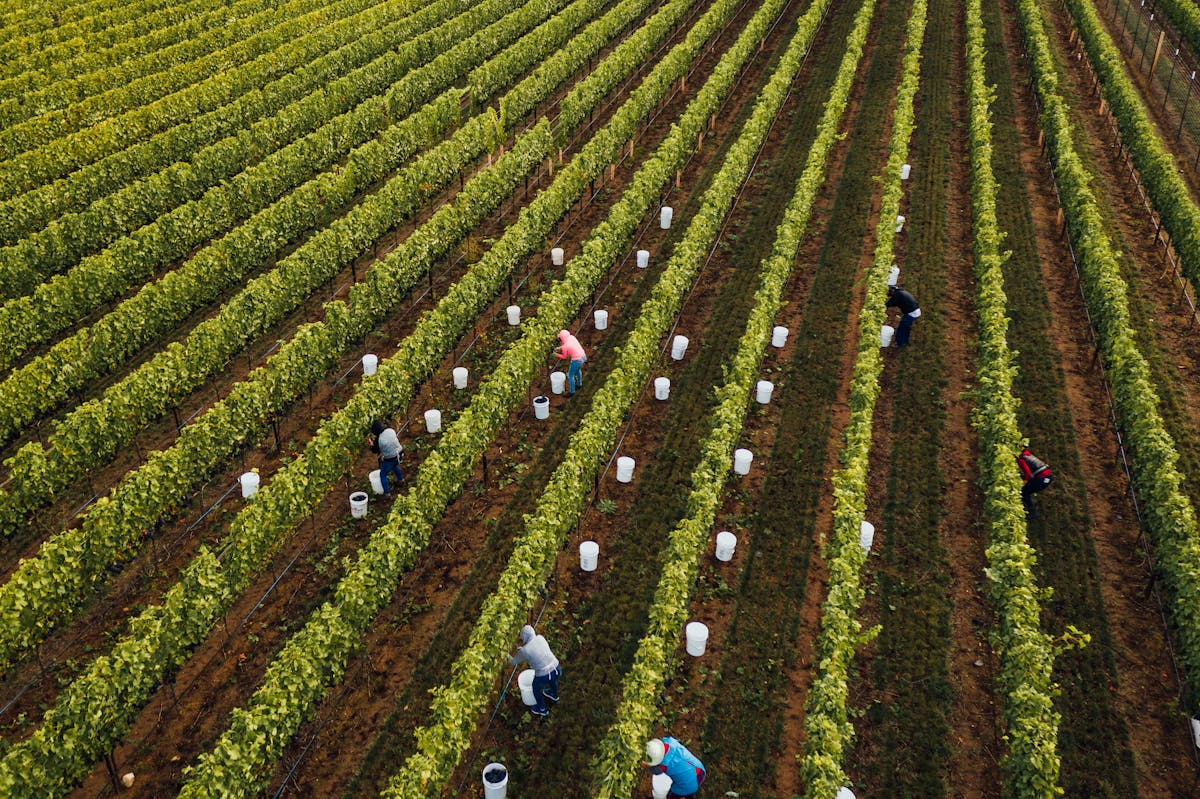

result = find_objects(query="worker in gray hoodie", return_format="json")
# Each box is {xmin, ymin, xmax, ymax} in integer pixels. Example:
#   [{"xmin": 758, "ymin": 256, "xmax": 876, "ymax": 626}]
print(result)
[
  {"xmin": 509, "ymin": 624, "xmax": 560, "ymax": 717},
  {"xmin": 367, "ymin": 420, "xmax": 404, "ymax": 493}
]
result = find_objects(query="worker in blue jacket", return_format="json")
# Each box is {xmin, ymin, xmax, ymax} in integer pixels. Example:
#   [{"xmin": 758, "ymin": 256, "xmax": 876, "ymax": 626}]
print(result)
[{"xmin": 645, "ymin": 736, "xmax": 706, "ymax": 797}]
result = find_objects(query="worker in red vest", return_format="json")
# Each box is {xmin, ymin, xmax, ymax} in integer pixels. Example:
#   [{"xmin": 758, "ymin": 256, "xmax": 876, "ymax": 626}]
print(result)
[{"xmin": 1017, "ymin": 448, "xmax": 1052, "ymax": 517}]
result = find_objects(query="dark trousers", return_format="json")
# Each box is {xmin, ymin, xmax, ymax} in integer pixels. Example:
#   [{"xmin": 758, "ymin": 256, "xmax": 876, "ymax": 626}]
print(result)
[
  {"xmin": 1022, "ymin": 474, "xmax": 1051, "ymax": 513},
  {"xmin": 531, "ymin": 667, "xmax": 560, "ymax": 713},
  {"xmin": 896, "ymin": 313, "xmax": 916, "ymax": 347}
]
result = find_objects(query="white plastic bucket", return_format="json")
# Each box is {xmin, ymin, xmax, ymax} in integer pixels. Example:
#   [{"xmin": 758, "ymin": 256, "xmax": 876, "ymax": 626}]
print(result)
[
  {"xmin": 616, "ymin": 456, "xmax": 635, "ymax": 483},
  {"xmin": 533, "ymin": 395, "xmax": 550, "ymax": 420},
  {"xmin": 1190, "ymin": 717, "xmax": 1200, "ymax": 749},
  {"xmin": 550, "ymin": 371, "xmax": 566, "ymax": 394},
  {"xmin": 362, "ymin": 353, "xmax": 378, "ymax": 376},
  {"xmin": 594, "ymin": 309, "xmax": 609, "ymax": 330},
  {"xmin": 517, "ymin": 669, "xmax": 536, "ymax": 706},
  {"xmin": 685, "ymin": 621, "xmax": 708, "ymax": 656},
  {"xmin": 425, "ymin": 408, "xmax": 442, "ymax": 433},
  {"xmin": 859, "ymin": 520, "xmax": 875, "ymax": 553},
  {"xmin": 715, "ymin": 531, "xmax": 737, "ymax": 561},
  {"xmin": 887, "ymin": 266, "xmax": 900, "ymax": 287},
  {"xmin": 506, "ymin": 305, "xmax": 521, "ymax": 326},
  {"xmin": 670, "ymin": 335, "xmax": 689, "ymax": 360},
  {"xmin": 771, "ymin": 325, "xmax": 788, "ymax": 348},
  {"xmin": 483, "ymin": 763, "xmax": 509, "ymax": 799},
  {"xmin": 654, "ymin": 377, "xmax": 670, "ymax": 400},
  {"xmin": 239, "ymin": 472, "xmax": 259, "ymax": 499},
  {"xmin": 901, "ymin": 163, "xmax": 911, "ymax": 180},
  {"xmin": 660, "ymin": 206, "xmax": 673, "ymax": 229},
  {"xmin": 580, "ymin": 540, "xmax": 599, "ymax": 571},
  {"xmin": 895, "ymin": 214, "xmax": 905, "ymax": 233},
  {"xmin": 755, "ymin": 380, "xmax": 774, "ymax": 405},
  {"xmin": 349, "ymin": 491, "xmax": 368, "ymax": 519},
  {"xmin": 652, "ymin": 773, "xmax": 673, "ymax": 799},
  {"xmin": 733, "ymin": 448, "xmax": 753, "ymax": 475},
  {"xmin": 880, "ymin": 325, "xmax": 895, "ymax": 348},
  {"xmin": 836, "ymin": 789, "xmax": 857, "ymax": 799},
  {"xmin": 636, "ymin": 249, "xmax": 650, "ymax": 269},
  {"xmin": 551, "ymin": 246, "xmax": 564, "ymax": 266},
  {"xmin": 453, "ymin": 366, "xmax": 469, "ymax": 389},
  {"xmin": 369, "ymin": 469, "xmax": 384, "ymax": 495}
]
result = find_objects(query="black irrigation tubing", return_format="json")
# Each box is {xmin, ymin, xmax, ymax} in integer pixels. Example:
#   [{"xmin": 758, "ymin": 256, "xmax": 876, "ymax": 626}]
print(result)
[
  {"xmin": 443, "ymin": 592, "xmax": 554, "ymax": 799},
  {"xmin": 0, "ymin": 0, "xmax": 717, "ymax": 497},
  {"xmin": 264, "ymin": 503, "xmax": 561, "ymax": 799},
  {"xmin": 1056, "ymin": 0, "xmax": 1200, "ymax": 326},
  {"xmin": 0, "ymin": 478, "xmax": 239, "ymax": 730},
  {"xmin": 259, "ymin": 3, "xmax": 802, "ymax": 777},
  {"xmin": 18, "ymin": 0, "xmax": 784, "ymax": 782},
  {"xmin": 596, "ymin": 0, "xmax": 817, "ymax": 486},
  {"xmin": 1024, "ymin": 74, "xmax": 1200, "ymax": 768},
  {"xmin": 0, "ymin": 478, "xmax": 240, "ymax": 727},
  {"xmin": 84, "ymin": 508, "xmax": 345, "ymax": 799}
]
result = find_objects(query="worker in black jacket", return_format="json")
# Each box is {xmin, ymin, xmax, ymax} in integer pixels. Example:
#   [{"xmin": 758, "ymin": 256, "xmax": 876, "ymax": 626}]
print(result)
[{"xmin": 886, "ymin": 285, "xmax": 921, "ymax": 348}]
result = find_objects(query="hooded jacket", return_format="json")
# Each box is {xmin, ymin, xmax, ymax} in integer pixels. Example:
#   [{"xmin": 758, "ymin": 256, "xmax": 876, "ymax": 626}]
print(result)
[
  {"xmin": 650, "ymin": 736, "xmax": 705, "ymax": 795},
  {"xmin": 510, "ymin": 625, "xmax": 559, "ymax": 676},
  {"xmin": 556, "ymin": 330, "xmax": 586, "ymax": 361}
]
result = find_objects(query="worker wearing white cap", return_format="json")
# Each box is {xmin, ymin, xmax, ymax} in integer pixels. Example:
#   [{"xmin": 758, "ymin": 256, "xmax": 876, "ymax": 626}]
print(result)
[{"xmin": 645, "ymin": 736, "xmax": 705, "ymax": 797}]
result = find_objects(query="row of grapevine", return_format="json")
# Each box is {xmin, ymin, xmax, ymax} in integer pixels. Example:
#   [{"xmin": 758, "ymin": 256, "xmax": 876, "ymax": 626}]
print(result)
[
  {"xmin": 0, "ymin": 0, "xmax": 392, "ymax": 194},
  {"xmin": 0, "ymin": 0, "xmax": 724, "ymax": 769},
  {"xmin": 0, "ymin": 0, "xmax": 449, "ymax": 251},
  {"xmin": 0, "ymin": 103, "xmax": 550, "ymax": 666},
  {"xmin": 797, "ymin": 0, "xmax": 926, "ymax": 793},
  {"xmin": 0, "ymin": 0, "xmax": 679, "ymax": 533},
  {"xmin": 1012, "ymin": 0, "xmax": 1200, "ymax": 711},
  {"xmin": 0, "ymin": 125, "xmax": 554, "ymax": 797},
  {"xmin": 0, "ymin": 0, "xmax": 147, "ymax": 50},
  {"xmin": 1145, "ymin": 0, "xmax": 1200, "ymax": 68},
  {"xmin": 587, "ymin": 0, "xmax": 870, "ymax": 792},
  {"xmin": 1059, "ymin": 0, "xmax": 1200, "ymax": 305},
  {"xmin": 964, "ymin": 0, "xmax": 1063, "ymax": 794},
  {"xmin": 0, "ymin": 0, "xmax": 323, "ymax": 126},
  {"xmin": 0, "ymin": 0, "xmax": 565, "ymax": 368},
  {"xmin": 180, "ymin": 0, "xmax": 792, "ymax": 788},
  {"xmin": 0, "ymin": 0, "xmax": 211, "ymax": 72}
]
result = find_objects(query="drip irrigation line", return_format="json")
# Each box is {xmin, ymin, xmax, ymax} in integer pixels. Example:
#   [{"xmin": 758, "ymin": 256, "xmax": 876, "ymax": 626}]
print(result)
[
  {"xmin": 0, "ymin": 476, "xmax": 240, "ymax": 725},
  {"xmin": 598, "ymin": 6, "xmax": 807, "ymax": 483},
  {"xmin": 90, "ymin": 505, "xmax": 346, "ymax": 799},
  {"xmin": 446, "ymin": 587, "xmax": 555, "ymax": 799},
  {"xmin": 1026, "ymin": 84, "xmax": 1200, "ymax": 768}
]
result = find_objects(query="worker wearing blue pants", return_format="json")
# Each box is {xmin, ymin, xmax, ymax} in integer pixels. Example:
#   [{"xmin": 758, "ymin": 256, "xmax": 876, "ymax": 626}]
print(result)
[{"xmin": 509, "ymin": 625, "xmax": 560, "ymax": 717}]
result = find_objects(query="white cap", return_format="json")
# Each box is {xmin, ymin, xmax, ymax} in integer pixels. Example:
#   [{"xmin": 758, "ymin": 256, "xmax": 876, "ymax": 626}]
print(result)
[{"xmin": 645, "ymin": 738, "xmax": 665, "ymax": 766}]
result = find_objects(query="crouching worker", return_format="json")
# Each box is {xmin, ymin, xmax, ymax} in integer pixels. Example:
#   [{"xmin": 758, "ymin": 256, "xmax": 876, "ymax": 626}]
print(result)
[
  {"xmin": 554, "ymin": 329, "xmax": 587, "ymax": 394},
  {"xmin": 1017, "ymin": 448, "xmax": 1052, "ymax": 517},
  {"xmin": 645, "ymin": 736, "xmax": 706, "ymax": 797},
  {"xmin": 509, "ymin": 624, "xmax": 560, "ymax": 717},
  {"xmin": 367, "ymin": 420, "xmax": 404, "ymax": 493}
]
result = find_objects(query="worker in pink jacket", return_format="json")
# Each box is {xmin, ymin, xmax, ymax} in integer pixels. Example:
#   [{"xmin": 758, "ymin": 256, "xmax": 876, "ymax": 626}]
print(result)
[{"xmin": 555, "ymin": 329, "xmax": 587, "ymax": 394}]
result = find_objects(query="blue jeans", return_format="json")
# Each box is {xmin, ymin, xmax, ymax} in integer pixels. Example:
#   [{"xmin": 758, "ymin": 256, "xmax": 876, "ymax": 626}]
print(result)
[
  {"xmin": 896, "ymin": 313, "xmax": 916, "ymax": 347},
  {"xmin": 379, "ymin": 457, "xmax": 404, "ymax": 493},
  {"xmin": 531, "ymin": 667, "xmax": 560, "ymax": 713},
  {"xmin": 567, "ymin": 358, "xmax": 584, "ymax": 393}
]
